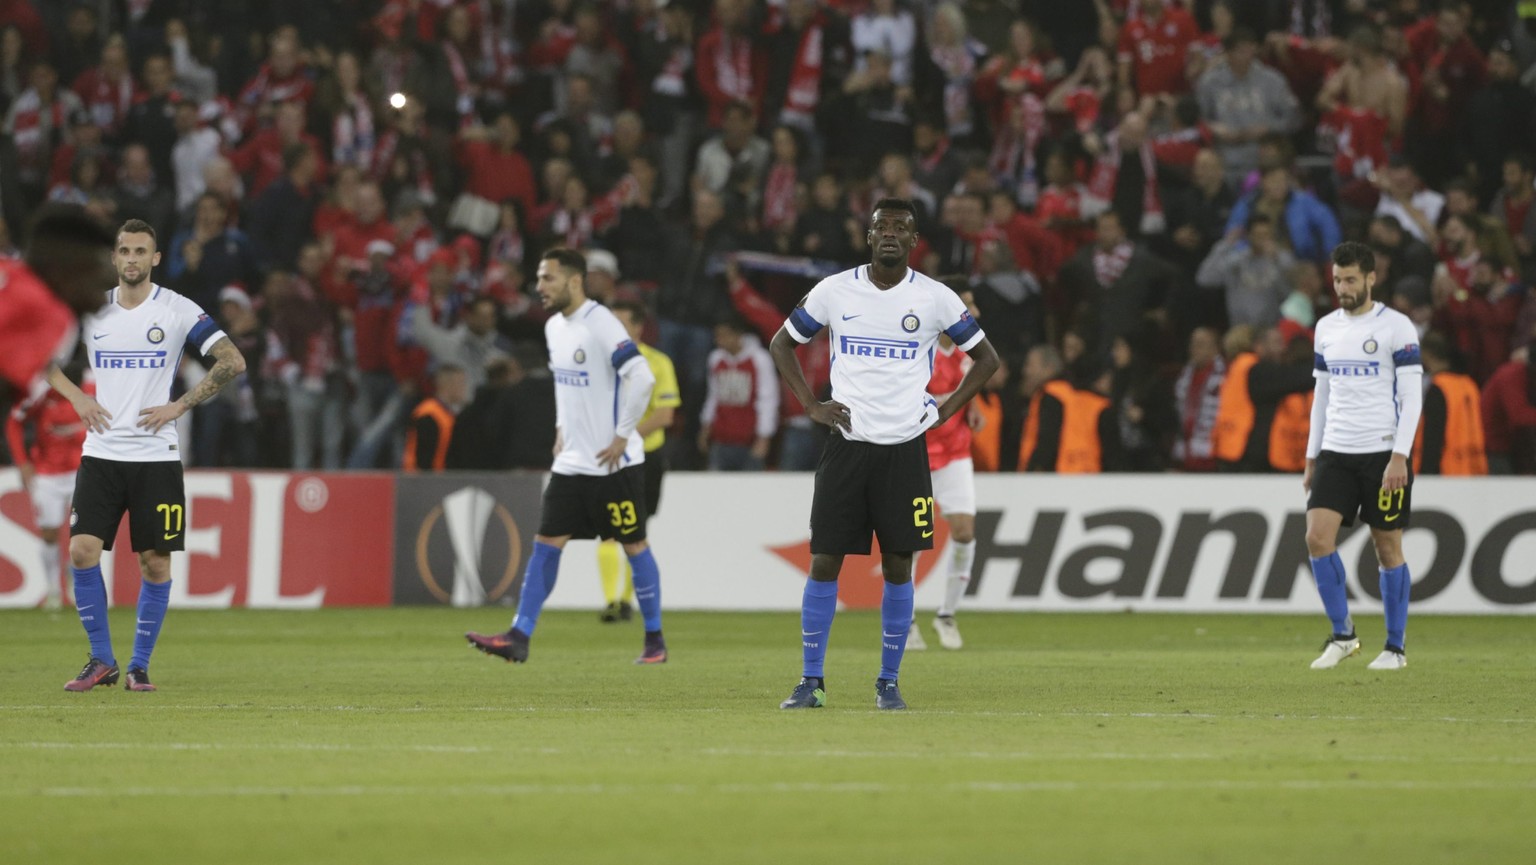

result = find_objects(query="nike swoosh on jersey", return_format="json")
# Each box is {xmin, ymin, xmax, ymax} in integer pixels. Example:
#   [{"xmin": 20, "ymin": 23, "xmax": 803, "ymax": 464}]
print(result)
[
  {"xmin": 1382, "ymin": 513, "xmax": 1400, "ymax": 522},
  {"xmin": 921, "ymin": 529, "xmax": 934, "ymax": 538},
  {"xmin": 164, "ymin": 533, "xmax": 180, "ymax": 540},
  {"xmin": 92, "ymin": 333, "xmax": 108, "ymax": 340},
  {"xmin": 841, "ymin": 314, "xmax": 862, "ymax": 320}
]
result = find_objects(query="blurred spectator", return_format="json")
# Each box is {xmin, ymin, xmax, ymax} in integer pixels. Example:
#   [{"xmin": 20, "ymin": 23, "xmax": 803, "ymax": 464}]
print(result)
[
  {"xmin": 910, "ymin": 117, "xmax": 963, "ymax": 205},
  {"xmin": 1117, "ymin": 0, "xmax": 1200, "ymax": 97},
  {"xmin": 194, "ymin": 284, "xmax": 263, "ymax": 468},
  {"xmin": 4, "ymin": 58, "xmax": 82, "ymax": 209},
  {"xmin": 403, "ymin": 364, "xmax": 469, "ymax": 473},
  {"xmin": 1368, "ymin": 213, "xmax": 1436, "ymax": 309},
  {"xmin": 656, "ymin": 188, "xmax": 738, "ymax": 440},
  {"xmin": 1481, "ymin": 338, "xmax": 1536, "ymax": 474},
  {"xmin": 796, "ymin": 172, "xmax": 859, "ymax": 263},
  {"xmin": 1059, "ymin": 209, "xmax": 1176, "ymax": 360},
  {"xmin": 171, "ymin": 100, "xmax": 221, "ymax": 211},
  {"xmin": 695, "ymin": 0, "xmax": 766, "ymax": 129},
  {"xmin": 125, "ymin": 53, "xmax": 178, "ymax": 184},
  {"xmin": 408, "ymin": 293, "xmax": 511, "ymax": 393},
  {"xmin": 1045, "ymin": 45, "xmax": 1113, "ymax": 140},
  {"xmin": 1212, "ymin": 325, "xmax": 1314, "ymax": 472},
  {"xmin": 1036, "ymin": 146, "xmax": 1101, "ymax": 261},
  {"xmin": 1018, "ymin": 343, "xmax": 1115, "ymax": 473},
  {"xmin": 1432, "ymin": 253, "xmax": 1523, "ymax": 385},
  {"xmin": 247, "ymin": 142, "xmax": 320, "ymax": 270},
  {"xmin": 914, "ymin": 3, "xmax": 984, "ymax": 148},
  {"xmin": 1, "ymin": 23, "xmax": 32, "ymax": 117},
  {"xmin": 1403, "ymin": 1, "xmax": 1485, "ymax": 185},
  {"xmin": 1280, "ymin": 261, "xmax": 1326, "ymax": 328},
  {"xmin": 1373, "ymin": 155, "xmax": 1443, "ymax": 245},
  {"xmin": 968, "ymin": 237, "xmax": 1043, "ymax": 358},
  {"xmin": 562, "ymin": 3, "xmax": 628, "ymax": 117},
  {"xmin": 265, "ymin": 245, "xmax": 345, "ymax": 471},
  {"xmin": 694, "ymin": 99, "xmax": 770, "ymax": 196},
  {"xmin": 164, "ymin": 18, "xmax": 217, "ymax": 104},
  {"xmin": 313, "ymin": 49, "xmax": 380, "ymax": 174},
  {"xmin": 635, "ymin": 0, "xmax": 700, "ymax": 210},
  {"xmin": 168, "ymin": 192, "xmax": 263, "ymax": 313},
  {"xmin": 345, "ymin": 239, "xmax": 413, "ymax": 470},
  {"xmin": 233, "ymin": 99, "xmax": 327, "ymax": 200},
  {"xmin": 50, "ymin": 5, "xmax": 99, "ymax": 89},
  {"xmin": 1467, "ymin": 40, "xmax": 1536, "ymax": 205},
  {"xmin": 112, "ymin": 142, "xmax": 175, "ymax": 243},
  {"xmin": 699, "ymin": 316, "xmax": 779, "ymax": 471},
  {"xmin": 237, "ymin": 28, "xmax": 313, "ymax": 135},
  {"xmin": 851, "ymin": 0, "xmax": 917, "ymax": 87},
  {"xmin": 969, "ymin": 359, "xmax": 1009, "ymax": 472},
  {"xmin": 828, "ymin": 48, "xmax": 914, "ymax": 174},
  {"xmin": 1226, "ymin": 164, "xmax": 1341, "ymax": 265},
  {"xmin": 1172, "ymin": 326, "xmax": 1226, "ymax": 472},
  {"xmin": 72, "ymin": 34, "xmax": 136, "ymax": 143},
  {"xmin": 1106, "ymin": 331, "xmax": 1175, "ymax": 471},
  {"xmin": 1159, "ymin": 148, "xmax": 1235, "ymax": 304},
  {"xmin": 1415, "ymin": 332, "xmax": 1488, "ymax": 475},
  {"xmin": 1315, "ymin": 25, "xmax": 1409, "ymax": 187},
  {"xmin": 444, "ymin": 356, "xmax": 525, "ymax": 471},
  {"xmin": 1196, "ymin": 212, "xmax": 1298, "ymax": 329},
  {"xmin": 1196, "ymin": 27, "xmax": 1301, "ymax": 186},
  {"xmin": 1491, "ymin": 152, "xmax": 1536, "ymax": 282}
]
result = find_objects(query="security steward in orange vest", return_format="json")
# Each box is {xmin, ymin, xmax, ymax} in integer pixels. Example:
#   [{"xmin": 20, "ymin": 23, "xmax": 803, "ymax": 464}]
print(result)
[
  {"xmin": 1212, "ymin": 326, "xmax": 1313, "ymax": 472},
  {"xmin": 1018, "ymin": 344, "xmax": 1116, "ymax": 472},
  {"xmin": 1414, "ymin": 333, "xmax": 1489, "ymax": 475},
  {"xmin": 404, "ymin": 363, "xmax": 471, "ymax": 472}
]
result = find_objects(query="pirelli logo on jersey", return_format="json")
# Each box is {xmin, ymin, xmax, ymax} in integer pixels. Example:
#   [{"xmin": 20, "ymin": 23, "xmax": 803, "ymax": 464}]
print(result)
[
  {"xmin": 839, "ymin": 335, "xmax": 919, "ymax": 360},
  {"xmin": 95, "ymin": 349, "xmax": 169, "ymax": 369},
  {"xmin": 1328, "ymin": 360, "xmax": 1382, "ymax": 377},
  {"xmin": 551, "ymin": 367, "xmax": 591, "ymax": 387}
]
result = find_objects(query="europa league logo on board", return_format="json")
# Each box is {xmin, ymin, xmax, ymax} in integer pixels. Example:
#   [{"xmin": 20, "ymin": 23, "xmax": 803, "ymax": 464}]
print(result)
[{"xmin": 393, "ymin": 476, "xmax": 543, "ymax": 606}]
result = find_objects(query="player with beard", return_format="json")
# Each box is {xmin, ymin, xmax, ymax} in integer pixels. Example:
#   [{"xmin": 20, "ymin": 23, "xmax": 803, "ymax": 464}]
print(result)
[
  {"xmin": 773, "ymin": 198, "xmax": 1000, "ymax": 710},
  {"xmin": 465, "ymin": 248, "xmax": 668, "ymax": 665},
  {"xmin": 1304, "ymin": 242, "xmax": 1422, "ymax": 671},
  {"xmin": 48, "ymin": 219, "xmax": 246, "ymax": 692}
]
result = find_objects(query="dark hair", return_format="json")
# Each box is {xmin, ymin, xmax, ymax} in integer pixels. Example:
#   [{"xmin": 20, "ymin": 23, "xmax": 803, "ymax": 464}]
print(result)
[
  {"xmin": 871, "ymin": 197, "xmax": 918, "ymax": 228},
  {"xmin": 610, "ymin": 299, "xmax": 647, "ymax": 324},
  {"xmin": 1505, "ymin": 152, "xmax": 1536, "ymax": 175},
  {"xmin": 715, "ymin": 314, "xmax": 750, "ymax": 334},
  {"xmin": 27, "ymin": 204, "xmax": 114, "ymax": 254},
  {"xmin": 1371, "ymin": 214, "xmax": 1405, "ymax": 235},
  {"xmin": 1223, "ymin": 26, "xmax": 1258, "ymax": 50},
  {"xmin": 466, "ymin": 294, "xmax": 498, "ymax": 315},
  {"xmin": 1419, "ymin": 331, "xmax": 1451, "ymax": 364},
  {"xmin": 541, "ymin": 246, "xmax": 587, "ymax": 278},
  {"xmin": 1331, "ymin": 241, "xmax": 1376, "ymax": 274},
  {"xmin": 117, "ymin": 218, "xmax": 157, "ymax": 248},
  {"xmin": 435, "ymin": 362, "xmax": 467, "ymax": 378},
  {"xmin": 723, "ymin": 99, "xmax": 756, "ymax": 120},
  {"xmin": 1245, "ymin": 213, "xmax": 1274, "ymax": 232}
]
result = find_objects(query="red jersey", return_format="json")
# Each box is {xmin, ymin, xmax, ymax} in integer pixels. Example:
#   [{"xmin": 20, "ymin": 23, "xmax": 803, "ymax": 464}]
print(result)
[
  {"xmin": 1117, "ymin": 8, "xmax": 1199, "ymax": 96},
  {"xmin": 1320, "ymin": 106, "xmax": 1389, "ymax": 181},
  {"xmin": 5, "ymin": 383, "xmax": 90, "ymax": 475},
  {"xmin": 0, "ymin": 259, "xmax": 77, "ymax": 396},
  {"xmin": 1037, "ymin": 183, "xmax": 1096, "ymax": 257},
  {"xmin": 702, "ymin": 340, "xmax": 778, "ymax": 446},
  {"xmin": 925, "ymin": 344, "xmax": 973, "ymax": 470}
]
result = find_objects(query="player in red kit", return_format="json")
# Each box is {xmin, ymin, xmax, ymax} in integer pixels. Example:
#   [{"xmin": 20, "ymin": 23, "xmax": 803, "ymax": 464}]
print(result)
[
  {"xmin": 911, "ymin": 289, "xmax": 984, "ymax": 651},
  {"xmin": 5, "ymin": 369, "xmax": 92, "ymax": 609},
  {"xmin": 0, "ymin": 206, "xmax": 115, "ymax": 406}
]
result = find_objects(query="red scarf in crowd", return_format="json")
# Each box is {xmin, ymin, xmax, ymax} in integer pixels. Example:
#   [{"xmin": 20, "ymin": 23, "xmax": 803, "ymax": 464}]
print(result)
[
  {"xmin": 762, "ymin": 163, "xmax": 799, "ymax": 232},
  {"xmin": 714, "ymin": 32, "xmax": 755, "ymax": 103},
  {"xmin": 987, "ymin": 92, "xmax": 1045, "ymax": 207},
  {"xmin": 782, "ymin": 20, "xmax": 824, "ymax": 124},
  {"xmin": 1087, "ymin": 130, "xmax": 1164, "ymax": 235}
]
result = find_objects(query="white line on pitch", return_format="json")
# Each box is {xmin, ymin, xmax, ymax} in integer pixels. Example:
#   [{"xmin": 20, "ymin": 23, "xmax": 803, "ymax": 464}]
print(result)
[{"xmin": 8, "ymin": 779, "xmax": 1536, "ymax": 798}]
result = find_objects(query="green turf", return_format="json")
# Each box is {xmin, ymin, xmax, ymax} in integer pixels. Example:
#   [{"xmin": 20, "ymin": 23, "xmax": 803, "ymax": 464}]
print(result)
[{"xmin": 2, "ymin": 608, "xmax": 1533, "ymax": 865}]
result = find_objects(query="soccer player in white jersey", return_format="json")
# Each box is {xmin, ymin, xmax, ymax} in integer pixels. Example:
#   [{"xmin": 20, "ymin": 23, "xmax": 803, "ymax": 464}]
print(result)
[
  {"xmin": 773, "ymin": 198, "xmax": 1000, "ymax": 710},
  {"xmin": 48, "ymin": 219, "xmax": 246, "ymax": 692},
  {"xmin": 1304, "ymin": 242, "xmax": 1422, "ymax": 671},
  {"xmin": 466, "ymin": 248, "xmax": 667, "ymax": 665}
]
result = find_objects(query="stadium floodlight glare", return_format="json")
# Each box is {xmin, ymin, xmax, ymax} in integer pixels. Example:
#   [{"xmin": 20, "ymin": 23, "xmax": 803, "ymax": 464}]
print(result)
[{"xmin": 389, "ymin": 92, "xmax": 407, "ymax": 110}]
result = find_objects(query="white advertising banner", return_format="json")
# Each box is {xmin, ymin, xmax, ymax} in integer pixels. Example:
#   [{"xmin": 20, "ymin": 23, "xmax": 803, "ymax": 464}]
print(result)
[{"xmin": 549, "ymin": 474, "xmax": 1536, "ymax": 614}]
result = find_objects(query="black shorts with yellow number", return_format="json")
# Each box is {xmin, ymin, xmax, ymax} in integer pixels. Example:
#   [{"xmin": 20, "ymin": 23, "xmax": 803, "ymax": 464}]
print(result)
[
  {"xmin": 810, "ymin": 434, "xmax": 935, "ymax": 555},
  {"xmin": 538, "ymin": 465, "xmax": 649, "ymax": 541},
  {"xmin": 70, "ymin": 456, "xmax": 186, "ymax": 552},
  {"xmin": 1307, "ymin": 450, "xmax": 1412, "ymax": 530}
]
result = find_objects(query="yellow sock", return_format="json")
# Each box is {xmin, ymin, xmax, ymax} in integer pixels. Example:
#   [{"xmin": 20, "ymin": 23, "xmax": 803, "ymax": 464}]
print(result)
[{"xmin": 597, "ymin": 540, "xmax": 624, "ymax": 604}]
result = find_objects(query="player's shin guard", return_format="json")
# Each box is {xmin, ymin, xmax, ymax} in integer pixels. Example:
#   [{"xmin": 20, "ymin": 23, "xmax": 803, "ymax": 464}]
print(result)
[
  {"xmin": 627, "ymin": 548, "xmax": 662, "ymax": 632},
  {"xmin": 130, "ymin": 579, "xmax": 171, "ymax": 671},
  {"xmin": 511, "ymin": 542, "xmax": 562, "ymax": 636},
  {"xmin": 1379, "ymin": 564, "xmax": 1410, "ymax": 650},
  {"xmin": 72, "ymin": 565, "xmax": 115, "ymax": 665},
  {"xmin": 938, "ymin": 539, "xmax": 975, "ymax": 617},
  {"xmin": 880, "ymin": 580, "xmax": 914, "ymax": 680},
  {"xmin": 801, "ymin": 579, "xmax": 838, "ymax": 679}
]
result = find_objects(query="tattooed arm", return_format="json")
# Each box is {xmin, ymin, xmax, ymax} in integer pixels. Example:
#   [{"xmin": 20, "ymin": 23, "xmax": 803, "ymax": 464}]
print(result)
[{"xmin": 137, "ymin": 337, "xmax": 247, "ymax": 433}]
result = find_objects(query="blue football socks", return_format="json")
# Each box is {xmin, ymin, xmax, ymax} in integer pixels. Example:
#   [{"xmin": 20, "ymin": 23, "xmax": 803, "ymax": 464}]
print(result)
[
  {"xmin": 1380, "ymin": 564, "xmax": 1411, "ymax": 650},
  {"xmin": 129, "ymin": 579, "xmax": 171, "ymax": 671},
  {"xmin": 72, "ymin": 565, "xmax": 115, "ymax": 666},
  {"xmin": 800, "ymin": 579, "xmax": 839, "ymax": 679},
  {"xmin": 627, "ymin": 547, "xmax": 662, "ymax": 632},
  {"xmin": 511, "ymin": 541, "xmax": 562, "ymax": 636},
  {"xmin": 879, "ymin": 580, "xmax": 914, "ymax": 681},
  {"xmin": 1309, "ymin": 552, "xmax": 1353, "ymax": 636}
]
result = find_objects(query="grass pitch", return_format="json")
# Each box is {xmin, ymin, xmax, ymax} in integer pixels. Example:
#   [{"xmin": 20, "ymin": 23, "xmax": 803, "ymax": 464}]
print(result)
[{"xmin": 2, "ymin": 608, "xmax": 1533, "ymax": 865}]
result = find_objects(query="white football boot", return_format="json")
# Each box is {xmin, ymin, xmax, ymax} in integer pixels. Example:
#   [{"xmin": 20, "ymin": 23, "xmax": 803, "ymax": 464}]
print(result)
[
  {"xmin": 1310, "ymin": 635, "xmax": 1361, "ymax": 669},
  {"xmin": 906, "ymin": 621, "xmax": 927, "ymax": 651},
  {"xmin": 933, "ymin": 615, "xmax": 963, "ymax": 650},
  {"xmin": 1366, "ymin": 649, "xmax": 1407, "ymax": 670}
]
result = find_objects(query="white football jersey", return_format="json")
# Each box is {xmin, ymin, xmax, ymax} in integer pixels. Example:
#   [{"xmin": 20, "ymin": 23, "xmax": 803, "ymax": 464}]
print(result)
[
  {"xmin": 786, "ymin": 265, "xmax": 983, "ymax": 445},
  {"xmin": 81, "ymin": 284, "xmax": 227, "ymax": 462},
  {"xmin": 1313, "ymin": 302, "xmax": 1422, "ymax": 454},
  {"xmin": 546, "ymin": 299, "xmax": 647, "ymax": 476}
]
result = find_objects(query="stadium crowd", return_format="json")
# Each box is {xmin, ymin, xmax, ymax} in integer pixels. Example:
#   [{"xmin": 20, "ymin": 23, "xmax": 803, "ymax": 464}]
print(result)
[{"xmin": 4, "ymin": 0, "xmax": 1536, "ymax": 476}]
